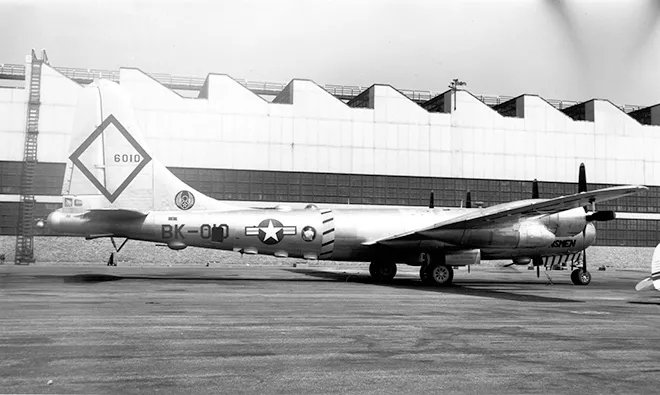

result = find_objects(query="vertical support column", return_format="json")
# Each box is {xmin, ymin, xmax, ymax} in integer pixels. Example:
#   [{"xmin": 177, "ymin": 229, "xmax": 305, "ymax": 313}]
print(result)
[{"xmin": 14, "ymin": 50, "xmax": 44, "ymax": 264}]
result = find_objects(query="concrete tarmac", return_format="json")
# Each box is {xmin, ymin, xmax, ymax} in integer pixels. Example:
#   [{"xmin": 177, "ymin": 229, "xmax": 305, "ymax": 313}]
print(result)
[{"xmin": 1, "ymin": 263, "xmax": 660, "ymax": 394}]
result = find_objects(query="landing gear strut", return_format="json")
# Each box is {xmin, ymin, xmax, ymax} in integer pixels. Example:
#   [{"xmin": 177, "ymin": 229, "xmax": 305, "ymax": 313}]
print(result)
[
  {"xmin": 107, "ymin": 252, "xmax": 116, "ymax": 266},
  {"xmin": 420, "ymin": 254, "xmax": 454, "ymax": 286},
  {"xmin": 106, "ymin": 237, "xmax": 128, "ymax": 267},
  {"xmin": 369, "ymin": 260, "xmax": 397, "ymax": 283}
]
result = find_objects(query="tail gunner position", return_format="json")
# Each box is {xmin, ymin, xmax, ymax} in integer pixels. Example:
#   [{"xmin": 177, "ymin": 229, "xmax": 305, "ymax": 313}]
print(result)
[{"xmin": 42, "ymin": 80, "xmax": 647, "ymax": 286}]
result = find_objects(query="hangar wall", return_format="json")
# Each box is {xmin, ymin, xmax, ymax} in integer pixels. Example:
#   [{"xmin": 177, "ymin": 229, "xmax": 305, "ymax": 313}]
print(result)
[
  {"xmin": 1, "ymin": 60, "xmax": 659, "ymax": 247},
  {"xmin": 120, "ymin": 68, "xmax": 660, "ymax": 186}
]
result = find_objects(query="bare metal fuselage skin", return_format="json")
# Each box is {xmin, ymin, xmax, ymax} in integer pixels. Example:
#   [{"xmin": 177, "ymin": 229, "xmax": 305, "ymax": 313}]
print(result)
[{"xmin": 48, "ymin": 205, "xmax": 596, "ymax": 264}]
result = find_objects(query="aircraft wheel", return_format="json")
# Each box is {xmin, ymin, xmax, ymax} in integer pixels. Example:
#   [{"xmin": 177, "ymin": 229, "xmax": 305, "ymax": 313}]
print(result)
[
  {"xmin": 428, "ymin": 263, "xmax": 454, "ymax": 286},
  {"xmin": 419, "ymin": 266, "xmax": 433, "ymax": 284},
  {"xmin": 570, "ymin": 268, "xmax": 591, "ymax": 285},
  {"xmin": 369, "ymin": 261, "xmax": 397, "ymax": 283}
]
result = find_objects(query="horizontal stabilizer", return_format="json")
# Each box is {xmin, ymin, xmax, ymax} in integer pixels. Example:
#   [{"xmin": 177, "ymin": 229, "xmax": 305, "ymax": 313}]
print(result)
[
  {"xmin": 635, "ymin": 243, "xmax": 660, "ymax": 291},
  {"xmin": 635, "ymin": 277, "xmax": 654, "ymax": 291},
  {"xmin": 652, "ymin": 243, "xmax": 660, "ymax": 291}
]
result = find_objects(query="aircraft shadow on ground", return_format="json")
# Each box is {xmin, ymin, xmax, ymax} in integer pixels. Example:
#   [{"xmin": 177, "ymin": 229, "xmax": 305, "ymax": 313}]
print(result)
[
  {"xmin": 41, "ymin": 270, "xmax": 580, "ymax": 303},
  {"xmin": 627, "ymin": 300, "xmax": 660, "ymax": 306},
  {"xmin": 286, "ymin": 269, "xmax": 582, "ymax": 303},
  {"xmin": 44, "ymin": 273, "xmax": 343, "ymax": 284}
]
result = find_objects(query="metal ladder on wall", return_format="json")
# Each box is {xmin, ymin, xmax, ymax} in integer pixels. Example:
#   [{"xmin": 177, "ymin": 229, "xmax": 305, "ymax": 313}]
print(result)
[{"xmin": 14, "ymin": 50, "xmax": 46, "ymax": 264}]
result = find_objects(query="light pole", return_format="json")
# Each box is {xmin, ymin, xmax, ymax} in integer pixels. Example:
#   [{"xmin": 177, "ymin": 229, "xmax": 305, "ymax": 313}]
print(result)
[{"xmin": 448, "ymin": 78, "xmax": 466, "ymax": 111}]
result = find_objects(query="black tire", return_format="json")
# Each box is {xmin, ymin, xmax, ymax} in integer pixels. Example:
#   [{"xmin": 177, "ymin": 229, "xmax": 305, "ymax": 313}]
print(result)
[
  {"xmin": 369, "ymin": 261, "xmax": 397, "ymax": 283},
  {"xmin": 420, "ymin": 266, "xmax": 433, "ymax": 284},
  {"xmin": 428, "ymin": 263, "xmax": 454, "ymax": 286},
  {"xmin": 571, "ymin": 268, "xmax": 591, "ymax": 285},
  {"xmin": 369, "ymin": 261, "xmax": 378, "ymax": 279}
]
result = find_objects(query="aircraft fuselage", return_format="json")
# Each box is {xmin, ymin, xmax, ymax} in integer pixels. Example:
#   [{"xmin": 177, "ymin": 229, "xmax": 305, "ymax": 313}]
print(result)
[{"xmin": 48, "ymin": 205, "xmax": 596, "ymax": 265}]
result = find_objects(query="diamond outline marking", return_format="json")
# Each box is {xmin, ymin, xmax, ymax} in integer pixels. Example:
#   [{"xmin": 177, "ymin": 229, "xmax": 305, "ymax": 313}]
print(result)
[{"xmin": 69, "ymin": 114, "xmax": 152, "ymax": 203}]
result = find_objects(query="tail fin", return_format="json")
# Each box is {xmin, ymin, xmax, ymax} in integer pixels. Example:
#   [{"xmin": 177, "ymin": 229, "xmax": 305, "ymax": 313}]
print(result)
[
  {"xmin": 62, "ymin": 80, "xmax": 236, "ymax": 213},
  {"xmin": 635, "ymin": 243, "xmax": 660, "ymax": 291}
]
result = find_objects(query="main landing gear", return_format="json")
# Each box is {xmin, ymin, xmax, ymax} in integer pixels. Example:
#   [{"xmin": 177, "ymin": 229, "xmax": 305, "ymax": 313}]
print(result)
[
  {"xmin": 420, "ymin": 264, "xmax": 454, "ymax": 286},
  {"xmin": 420, "ymin": 254, "xmax": 454, "ymax": 286},
  {"xmin": 368, "ymin": 253, "xmax": 455, "ymax": 286},
  {"xmin": 369, "ymin": 260, "xmax": 397, "ymax": 283}
]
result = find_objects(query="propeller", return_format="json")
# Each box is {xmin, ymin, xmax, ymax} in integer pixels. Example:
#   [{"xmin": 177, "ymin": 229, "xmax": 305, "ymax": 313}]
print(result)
[
  {"xmin": 579, "ymin": 164, "xmax": 589, "ymax": 276},
  {"xmin": 529, "ymin": 179, "xmax": 542, "ymax": 277},
  {"xmin": 576, "ymin": 162, "xmax": 615, "ymax": 222}
]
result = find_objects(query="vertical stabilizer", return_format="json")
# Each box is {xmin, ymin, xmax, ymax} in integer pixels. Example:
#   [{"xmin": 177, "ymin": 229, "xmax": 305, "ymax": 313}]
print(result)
[{"xmin": 64, "ymin": 80, "xmax": 237, "ymax": 213}]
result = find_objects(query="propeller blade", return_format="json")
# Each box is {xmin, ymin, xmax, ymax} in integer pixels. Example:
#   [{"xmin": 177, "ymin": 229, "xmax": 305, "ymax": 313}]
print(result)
[
  {"xmin": 465, "ymin": 191, "xmax": 472, "ymax": 209},
  {"xmin": 532, "ymin": 179, "xmax": 539, "ymax": 199},
  {"xmin": 586, "ymin": 210, "xmax": 616, "ymax": 222},
  {"xmin": 429, "ymin": 191, "xmax": 434, "ymax": 209},
  {"xmin": 532, "ymin": 256, "xmax": 543, "ymax": 278},
  {"xmin": 582, "ymin": 228, "xmax": 588, "ymax": 272},
  {"xmin": 578, "ymin": 163, "xmax": 587, "ymax": 193}
]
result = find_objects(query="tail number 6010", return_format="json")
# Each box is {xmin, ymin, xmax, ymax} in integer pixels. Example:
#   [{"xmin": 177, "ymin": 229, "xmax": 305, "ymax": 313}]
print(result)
[{"xmin": 114, "ymin": 154, "xmax": 141, "ymax": 163}]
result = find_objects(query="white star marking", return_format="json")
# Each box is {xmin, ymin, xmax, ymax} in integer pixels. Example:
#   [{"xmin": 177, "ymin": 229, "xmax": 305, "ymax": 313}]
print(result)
[{"xmin": 261, "ymin": 220, "xmax": 282, "ymax": 242}]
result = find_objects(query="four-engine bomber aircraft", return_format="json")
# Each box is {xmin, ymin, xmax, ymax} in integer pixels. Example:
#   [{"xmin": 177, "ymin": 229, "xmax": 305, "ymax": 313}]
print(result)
[{"xmin": 42, "ymin": 80, "xmax": 647, "ymax": 286}]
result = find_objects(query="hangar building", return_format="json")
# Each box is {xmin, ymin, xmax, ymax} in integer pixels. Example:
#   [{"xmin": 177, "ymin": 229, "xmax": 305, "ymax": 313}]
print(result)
[{"xmin": 1, "ymin": 51, "xmax": 659, "ymax": 263}]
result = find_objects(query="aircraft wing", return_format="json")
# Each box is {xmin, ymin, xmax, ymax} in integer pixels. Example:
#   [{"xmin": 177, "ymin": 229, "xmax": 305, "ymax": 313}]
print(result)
[{"xmin": 363, "ymin": 185, "xmax": 647, "ymax": 246}]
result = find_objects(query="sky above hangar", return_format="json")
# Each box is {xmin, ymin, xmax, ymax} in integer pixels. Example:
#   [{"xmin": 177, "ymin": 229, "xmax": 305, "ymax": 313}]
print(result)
[{"xmin": 1, "ymin": 0, "xmax": 659, "ymax": 106}]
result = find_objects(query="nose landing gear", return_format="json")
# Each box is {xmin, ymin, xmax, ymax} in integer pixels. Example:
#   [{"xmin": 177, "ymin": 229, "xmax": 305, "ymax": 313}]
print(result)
[
  {"xmin": 570, "ymin": 245, "xmax": 591, "ymax": 286},
  {"xmin": 570, "ymin": 268, "xmax": 591, "ymax": 285}
]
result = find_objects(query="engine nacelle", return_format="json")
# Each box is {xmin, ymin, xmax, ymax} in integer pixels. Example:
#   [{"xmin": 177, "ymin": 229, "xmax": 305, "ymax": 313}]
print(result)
[
  {"xmin": 540, "ymin": 208, "xmax": 587, "ymax": 237},
  {"xmin": 517, "ymin": 221, "xmax": 557, "ymax": 248}
]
